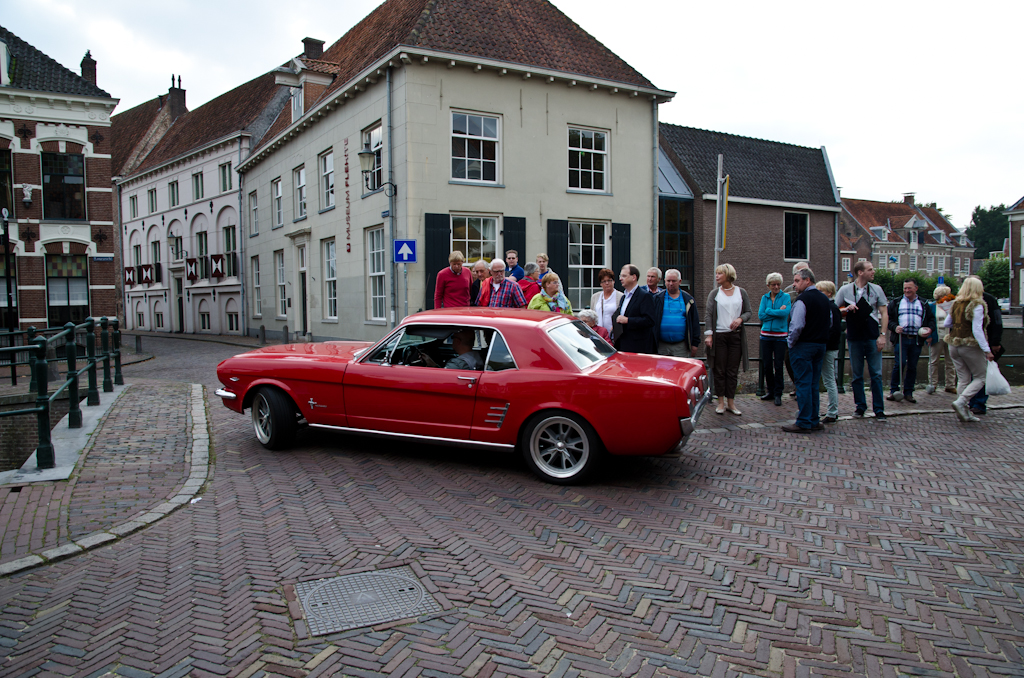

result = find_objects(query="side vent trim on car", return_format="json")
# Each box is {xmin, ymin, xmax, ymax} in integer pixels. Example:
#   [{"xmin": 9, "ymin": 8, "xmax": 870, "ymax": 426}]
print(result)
[{"xmin": 485, "ymin": 404, "xmax": 510, "ymax": 429}]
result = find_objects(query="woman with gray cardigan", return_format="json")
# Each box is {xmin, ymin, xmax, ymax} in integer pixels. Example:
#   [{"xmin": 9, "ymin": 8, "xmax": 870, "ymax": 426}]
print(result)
[{"xmin": 703, "ymin": 263, "xmax": 752, "ymax": 415}]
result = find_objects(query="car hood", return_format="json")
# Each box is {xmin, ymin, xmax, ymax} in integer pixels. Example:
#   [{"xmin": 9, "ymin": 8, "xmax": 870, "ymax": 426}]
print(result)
[{"xmin": 232, "ymin": 341, "xmax": 375, "ymax": 362}]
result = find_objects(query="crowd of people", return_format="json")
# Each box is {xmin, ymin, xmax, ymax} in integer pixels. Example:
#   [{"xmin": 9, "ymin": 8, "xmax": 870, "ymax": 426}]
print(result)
[{"xmin": 433, "ymin": 252, "xmax": 1005, "ymax": 428}]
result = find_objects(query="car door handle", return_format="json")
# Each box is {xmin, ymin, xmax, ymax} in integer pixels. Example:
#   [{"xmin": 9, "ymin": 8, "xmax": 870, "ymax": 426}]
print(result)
[{"xmin": 457, "ymin": 376, "xmax": 478, "ymax": 386}]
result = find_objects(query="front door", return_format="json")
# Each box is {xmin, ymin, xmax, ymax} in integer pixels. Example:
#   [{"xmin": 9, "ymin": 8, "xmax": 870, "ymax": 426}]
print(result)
[
  {"xmin": 300, "ymin": 272, "xmax": 308, "ymax": 336},
  {"xmin": 174, "ymin": 277, "xmax": 184, "ymax": 333}
]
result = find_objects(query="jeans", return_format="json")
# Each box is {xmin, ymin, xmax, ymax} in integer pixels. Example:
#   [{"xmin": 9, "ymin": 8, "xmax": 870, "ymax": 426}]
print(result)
[
  {"xmin": 821, "ymin": 348, "xmax": 839, "ymax": 418},
  {"xmin": 969, "ymin": 388, "xmax": 988, "ymax": 410},
  {"xmin": 790, "ymin": 342, "xmax": 826, "ymax": 429},
  {"xmin": 760, "ymin": 337, "xmax": 787, "ymax": 397},
  {"xmin": 848, "ymin": 338, "xmax": 885, "ymax": 415},
  {"xmin": 890, "ymin": 337, "xmax": 923, "ymax": 395}
]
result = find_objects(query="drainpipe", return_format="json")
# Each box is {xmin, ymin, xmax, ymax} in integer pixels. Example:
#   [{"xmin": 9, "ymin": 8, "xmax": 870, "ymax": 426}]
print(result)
[
  {"xmin": 834, "ymin": 212, "xmax": 839, "ymax": 283},
  {"xmin": 116, "ymin": 180, "xmax": 125, "ymax": 325},
  {"xmin": 237, "ymin": 139, "xmax": 247, "ymax": 338},
  {"xmin": 388, "ymin": 66, "xmax": 397, "ymax": 328},
  {"xmin": 651, "ymin": 98, "xmax": 659, "ymax": 268}
]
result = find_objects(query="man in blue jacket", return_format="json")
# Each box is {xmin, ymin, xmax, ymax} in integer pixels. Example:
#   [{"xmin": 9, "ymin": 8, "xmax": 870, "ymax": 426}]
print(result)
[{"xmin": 652, "ymin": 269, "xmax": 700, "ymax": 357}]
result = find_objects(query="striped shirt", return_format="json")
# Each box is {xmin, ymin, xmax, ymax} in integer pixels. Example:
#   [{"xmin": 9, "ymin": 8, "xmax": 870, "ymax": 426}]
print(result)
[{"xmin": 898, "ymin": 296, "xmax": 924, "ymax": 334}]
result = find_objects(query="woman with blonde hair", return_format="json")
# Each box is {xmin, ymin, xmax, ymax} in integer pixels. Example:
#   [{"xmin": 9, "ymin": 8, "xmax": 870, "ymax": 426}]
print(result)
[
  {"xmin": 704, "ymin": 263, "xmax": 751, "ymax": 415},
  {"xmin": 927, "ymin": 284, "xmax": 957, "ymax": 394},
  {"xmin": 528, "ymin": 272, "xmax": 573, "ymax": 315},
  {"xmin": 943, "ymin": 276, "xmax": 994, "ymax": 422}
]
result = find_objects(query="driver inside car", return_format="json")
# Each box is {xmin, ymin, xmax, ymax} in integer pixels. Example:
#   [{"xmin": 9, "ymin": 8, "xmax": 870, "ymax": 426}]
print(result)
[{"xmin": 444, "ymin": 329, "xmax": 484, "ymax": 370}]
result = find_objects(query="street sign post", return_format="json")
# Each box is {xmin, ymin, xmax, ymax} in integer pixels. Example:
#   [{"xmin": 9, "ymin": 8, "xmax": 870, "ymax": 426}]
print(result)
[{"xmin": 394, "ymin": 239, "xmax": 417, "ymax": 264}]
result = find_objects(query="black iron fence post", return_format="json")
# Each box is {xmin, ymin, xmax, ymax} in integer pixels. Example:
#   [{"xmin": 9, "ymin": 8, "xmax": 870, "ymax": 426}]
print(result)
[
  {"xmin": 33, "ymin": 338, "xmax": 54, "ymax": 470},
  {"xmin": 64, "ymin": 322, "xmax": 81, "ymax": 428},
  {"xmin": 85, "ymin": 317, "xmax": 99, "ymax": 406},
  {"xmin": 112, "ymin": 318, "xmax": 123, "ymax": 386},
  {"xmin": 27, "ymin": 326, "xmax": 37, "ymax": 393},
  {"xmin": 836, "ymin": 327, "xmax": 848, "ymax": 394},
  {"xmin": 3, "ymin": 330, "xmax": 15, "ymax": 387},
  {"xmin": 101, "ymin": 316, "xmax": 112, "ymax": 393}
]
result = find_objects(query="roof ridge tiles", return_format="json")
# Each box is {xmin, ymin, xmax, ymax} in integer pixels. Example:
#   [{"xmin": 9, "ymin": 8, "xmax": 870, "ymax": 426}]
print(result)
[{"xmin": 660, "ymin": 121, "xmax": 821, "ymax": 152}]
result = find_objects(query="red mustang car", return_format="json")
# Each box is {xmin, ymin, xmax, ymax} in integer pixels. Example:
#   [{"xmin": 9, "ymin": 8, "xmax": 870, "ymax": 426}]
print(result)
[{"xmin": 216, "ymin": 308, "xmax": 709, "ymax": 484}]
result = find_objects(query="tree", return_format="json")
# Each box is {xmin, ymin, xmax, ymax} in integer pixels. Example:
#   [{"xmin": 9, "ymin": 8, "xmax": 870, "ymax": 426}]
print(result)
[
  {"xmin": 977, "ymin": 257, "xmax": 1009, "ymax": 298},
  {"xmin": 965, "ymin": 204, "xmax": 1009, "ymax": 259}
]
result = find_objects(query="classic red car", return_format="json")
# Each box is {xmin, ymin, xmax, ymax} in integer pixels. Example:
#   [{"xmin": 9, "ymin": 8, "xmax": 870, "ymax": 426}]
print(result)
[{"xmin": 216, "ymin": 308, "xmax": 710, "ymax": 483}]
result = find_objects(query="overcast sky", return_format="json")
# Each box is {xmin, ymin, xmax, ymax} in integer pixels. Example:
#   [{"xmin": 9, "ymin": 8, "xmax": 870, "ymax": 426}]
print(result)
[{"xmin": 9, "ymin": 0, "xmax": 1021, "ymax": 230}]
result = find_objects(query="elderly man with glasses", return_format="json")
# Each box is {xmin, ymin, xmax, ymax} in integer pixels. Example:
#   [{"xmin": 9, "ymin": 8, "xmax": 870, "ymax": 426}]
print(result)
[{"xmin": 475, "ymin": 258, "xmax": 527, "ymax": 308}]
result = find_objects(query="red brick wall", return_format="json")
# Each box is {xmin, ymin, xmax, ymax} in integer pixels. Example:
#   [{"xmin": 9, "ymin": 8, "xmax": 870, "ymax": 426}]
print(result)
[
  {"xmin": 0, "ymin": 394, "xmax": 73, "ymax": 471},
  {"xmin": 87, "ymin": 192, "xmax": 112, "ymax": 221}
]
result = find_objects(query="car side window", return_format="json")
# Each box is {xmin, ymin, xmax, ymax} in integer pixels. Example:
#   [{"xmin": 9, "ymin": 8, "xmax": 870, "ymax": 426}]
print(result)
[
  {"xmin": 365, "ymin": 331, "xmax": 402, "ymax": 363},
  {"xmin": 485, "ymin": 332, "xmax": 517, "ymax": 371}
]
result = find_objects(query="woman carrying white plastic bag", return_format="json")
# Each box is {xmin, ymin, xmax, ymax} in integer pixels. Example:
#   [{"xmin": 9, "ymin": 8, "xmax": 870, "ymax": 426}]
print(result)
[
  {"xmin": 943, "ymin": 277, "xmax": 995, "ymax": 422},
  {"xmin": 986, "ymin": 361, "xmax": 1011, "ymax": 396}
]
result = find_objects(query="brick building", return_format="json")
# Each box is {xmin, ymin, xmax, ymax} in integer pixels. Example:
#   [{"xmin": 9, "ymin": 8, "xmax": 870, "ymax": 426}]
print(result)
[
  {"xmin": 657, "ymin": 124, "xmax": 841, "ymax": 304},
  {"xmin": 1007, "ymin": 194, "xmax": 1024, "ymax": 311},
  {"xmin": 0, "ymin": 26, "xmax": 118, "ymax": 330}
]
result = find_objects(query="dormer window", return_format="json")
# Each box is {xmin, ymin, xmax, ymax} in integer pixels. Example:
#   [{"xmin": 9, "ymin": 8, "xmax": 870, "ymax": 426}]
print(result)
[
  {"xmin": 291, "ymin": 86, "xmax": 303, "ymax": 122},
  {"xmin": 909, "ymin": 231, "xmax": 918, "ymax": 245}
]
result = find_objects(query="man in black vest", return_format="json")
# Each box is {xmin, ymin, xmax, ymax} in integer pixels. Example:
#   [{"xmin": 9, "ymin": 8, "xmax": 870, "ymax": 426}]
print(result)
[{"xmin": 782, "ymin": 267, "xmax": 830, "ymax": 433}]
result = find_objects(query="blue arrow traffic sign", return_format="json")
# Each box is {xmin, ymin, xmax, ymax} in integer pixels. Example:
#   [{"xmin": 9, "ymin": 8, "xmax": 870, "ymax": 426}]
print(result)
[{"xmin": 394, "ymin": 239, "xmax": 417, "ymax": 264}]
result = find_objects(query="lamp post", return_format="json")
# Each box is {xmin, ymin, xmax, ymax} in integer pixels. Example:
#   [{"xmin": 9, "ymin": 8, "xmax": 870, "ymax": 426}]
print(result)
[
  {"xmin": 357, "ymin": 144, "xmax": 396, "ymax": 196},
  {"xmin": 358, "ymin": 142, "xmax": 400, "ymax": 326},
  {"xmin": 1, "ymin": 208, "xmax": 14, "ymax": 334}
]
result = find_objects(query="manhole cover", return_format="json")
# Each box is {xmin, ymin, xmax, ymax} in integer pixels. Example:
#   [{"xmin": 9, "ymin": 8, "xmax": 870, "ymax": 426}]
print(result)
[{"xmin": 295, "ymin": 566, "xmax": 441, "ymax": 636}]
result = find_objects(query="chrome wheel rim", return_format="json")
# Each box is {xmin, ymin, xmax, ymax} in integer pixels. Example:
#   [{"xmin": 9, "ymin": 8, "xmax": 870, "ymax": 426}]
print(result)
[
  {"xmin": 529, "ymin": 416, "xmax": 589, "ymax": 479},
  {"xmin": 252, "ymin": 394, "xmax": 272, "ymax": 444}
]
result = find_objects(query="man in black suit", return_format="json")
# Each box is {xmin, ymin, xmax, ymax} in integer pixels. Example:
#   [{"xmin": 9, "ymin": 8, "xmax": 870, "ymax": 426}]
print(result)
[{"xmin": 612, "ymin": 264, "xmax": 658, "ymax": 353}]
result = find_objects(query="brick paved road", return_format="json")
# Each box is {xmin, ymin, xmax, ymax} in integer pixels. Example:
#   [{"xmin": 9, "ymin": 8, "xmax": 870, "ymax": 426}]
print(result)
[{"xmin": 1, "ymin": 337, "xmax": 1023, "ymax": 677}]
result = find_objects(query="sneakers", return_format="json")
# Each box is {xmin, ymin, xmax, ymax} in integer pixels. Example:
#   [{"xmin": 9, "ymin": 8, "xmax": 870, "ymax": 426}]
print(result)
[
  {"xmin": 925, "ymin": 385, "xmax": 936, "ymax": 395},
  {"xmin": 951, "ymin": 399, "xmax": 969, "ymax": 422},
  {"xmin": 822, "ymin": 415, "xmax": 838, "ymax": 424},
  {"xmin": 965, "ymin": 411, "xmax": 981, "ymax": 422},
  {"xmin": 875, "ymin": 412, "xmax": 887, "ymax": 421},
  {"xmin": 853, "ymin": 409, "xmax": 866, "ymax": 418},
  {"xmin": 905, "ymin": 395, "xmax": 917, "ymax": 404}
]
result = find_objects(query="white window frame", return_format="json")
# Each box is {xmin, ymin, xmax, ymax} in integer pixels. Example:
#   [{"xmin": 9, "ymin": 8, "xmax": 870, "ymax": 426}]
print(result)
[
  {"xmin": 128, "ymin": 195, "xmax": 138, "ymax": 219},
  {"xmin": 150, "ymin": 240, "xmax": 161, "ymax": 266},
  {"xmin": 224, "ymin": 225, "xmax": 237, "ymax": 277},
  {"xmin": 909, "ymin": 231, "xmax": 918, "ymax": 245},
  {"xmin": 783, "ymin": 211, "xmax": 810, "ymax": 261},
  {"xmin": 367, "ymin": 227, "xmax": 386, "ymax": 322},
  {"xmin": 147, "ymin": 188, "xmax": 157, "ymax": 214},
  {"xmin": 227, "ymin": 312, "xmax": 238, "ymax": 332},
  {"xmin": 324, "ymin": 239, "xmax": 337, "ymax": 319},
  {"xmin": 192, "ymin": 172, "xmax": 204, "ymax": 201},
  {"xmin": 197, "ymin": 231, "xmax": 209, "ymax": 279},
  {"xmin": 276, "ymin": 250, "xmax": 287, "ymax": 317},
  {"xmin": 954, "ymin": 257, "xmax": 961, "ymax": 275},
  {"xmin": 155, "ymin": 311, "xmax": 164, "ymax": 329},
  {"xmin": 133, "ymin": 244, "xmax": 142, "ymax": 268},
  {"xmin": 272, "ymin": 178, "xmax": 283, "ymax": 227},
  {"xmin": 362, "ymin": 124, "xmax": 384, "ymax": 192},
  {"xmin": 926, "ymin": 255, "xmax": 934, "ymax": 272},
  {"xmin": 200, "ymin": 311, "xmax": 211, "ymax": 330},
  {"xmin": 451, "ymin": 112, "xmax": 500, "ymax": 184},
  {"xmin": 251, "ymin": 256, "xmax": 261, "ymax": 318},
  {"xmin": 168, "ymin": 180, "xmax": 179, "ymax": 208},
  {"xmin": 450, "ymin": 214, "xmax": 498, "ymax": 264},
  {"xmin": 909, "ymin": 255, "xmax": 917, "ymax": 271},
  {"xmin": 842, "ymin": 257, "xmax": 851, "ymax": 272},
  {"xmin": 294, "ymin": 166, "xmax": 306, "ymax": 219},
  {"xmin": 319, "ymin": 151, "xmax": 335, "ymax": 210},
  {"xmin": 937, "ymin": 256, "xmax": 945, "ymax": 272},
  {"xmin": 568, "ymin": 221, "xmax": 608, "ymax": 311},
  {"xmin": 219, "ymin": 162, "xmax": 232, "ymax": 193},
  {"xmin": 291, "ymin": 86, "xmax": 303, "ymax": 122},
  {"xmin": 567, "ymin": 126, "xmax": 608, "ymax": 193},
  {"xmin": 249, "ymin": 191, "xmax": 258, "ymax": 236}
]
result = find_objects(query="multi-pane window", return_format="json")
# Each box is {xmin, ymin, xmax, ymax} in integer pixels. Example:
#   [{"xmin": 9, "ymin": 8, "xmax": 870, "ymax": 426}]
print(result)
[
  {"xmin": 137, "ymin": 309, "xmax": 145, "ymax": 328},
  {"xmin": 363, "ymin": 124, "xmax": 383, "ymax": 191},
  {"xmin": 451, "ymin": 215, "xmax": 496, "ymax": 263},
  {"xmin": 133, "ymin": 244, "xmax": 142, "ymax": 268},
  {"xmin": 42, "ymin": 153, "xmax": 86, "ymax": 220},
  {"xmin": 227, "ymin": 313, "xmax": 238, "ymax": 331},
  {"xmin": 45, "ymin": 255, "xmax": 89, "ymax": 326},
  {"xmin": 200, "ymin": 311, "xmax": 211, "ymax": 330},
  {"xmin": 147, "ymin": 188, "xmax": 157, "ymax": 214},
  {"xmin": 169, "ymin": 180, "xmax": 179, "ymax": 207},
  {"xmin": 567, "ymin": 127, "xmax": 607, "ymax": 192},
  {"xmin": 909, "ymin": 231, "xmax": 918, "ymax": 245},
  {"xmin": 219, "ymin": 162, "xmax": 232, "ymax": 192},
  {"xmin": 272, "ymin": 179, "xmax": 282, "ymax": 227},
  {"xmin": 155, "ymin": 312, "xmax": 164, "ymax": 329},
  {"xmin": 320, "ymin": 151, "xmax": 335, "ymax": 209},
  {"xmin": 842, "ymin": 257, "xmax": 851, "ymax": 272},
  {"xmin": 276, "ymin": 251, "xmax": 286, "ymax": 316},
  {"xmin": 224, "ymin": 226, "xmax": 237, "ymax": 277},
  {"xmin": 249, "ymin": 191, "xmax": 258, "ymax": 236},
  {"xmin": 367, "ymin": 227, "xmax": 385, "ymax": 321},
  {"xmin": 784, "ymin": 212, "xmax": 809, "ymax": 260},
  {"xmin": 658, "ymin": 198, "xmax": 694, "ymax": 292},
  {"xmin": 169, "ymin": 235, "xmax": 183, "ymax": 261},
  {"xmin": 324, "ymin": 240, "xmax": 337, "ymax": 319},
  {"xmin": 291, "ymin": 86, "xmax": 303, "ymax": 122},
  {"xmin": 197, "ymin": 231, "xmax": 209, "ymax": 279},
  {"xmin": 252, "ymin": 256, "xmax": 261, "ymax": 316},
  {"xmin": 926, "ymin": 255, "xmax": 934, "ymax": 272},
  {"xmin": 150, "ymin": 240, "xmax": 162, "ymax": 283},
  {"xmin": 0, "ymin": 150, "xmax": 13, "ymax": 218},
  {"xmin": 451, "ymin": 113, "xmax": 498, "ymax": 182},
  {"xmin": 568, "ymin": 222, "xmax": 607, "ymax": 310},
  {"xmin": 192, "ymin": 172, "xmax": 204, "ymax": 201},
  {"xmin": 129, "ymin": 195, "xmax": 138, "ymax": 219},
  {"xmin": 937, "ymin": 256, "xmax": 945, "ymax": 272},
  {"xmin": 294, "ymin": 167, "xmax": 306, "ymax": 219},
  {"xmin": 909, "ymin": 255, "xmax": 917, "ymax": 271}
]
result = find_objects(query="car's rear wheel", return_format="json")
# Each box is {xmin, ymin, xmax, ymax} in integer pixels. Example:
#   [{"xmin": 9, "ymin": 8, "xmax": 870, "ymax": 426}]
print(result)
[
  {"xmin": 251, "ymin": 387, "xmax": 296, "ymax": 450},
  {"xmin": 522, "ymin": 412, "xmax": 601, "ymax": 484}
]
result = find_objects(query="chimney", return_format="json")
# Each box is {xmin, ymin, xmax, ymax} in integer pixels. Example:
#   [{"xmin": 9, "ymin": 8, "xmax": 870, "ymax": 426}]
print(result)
[
  {"xmin": 167, "ymin": 74, "xmax": 187, "ymax": 120},
  {"xmin": 80, "ymin": 50, "xmax": 96, "ymax": 86},
  {"xmin": 903, "ymin": 192, "xmax": 915, "ymax": 206},
  {"xmin": 302, "ymin": 37, "xmax": 324, "ymax": 60}
]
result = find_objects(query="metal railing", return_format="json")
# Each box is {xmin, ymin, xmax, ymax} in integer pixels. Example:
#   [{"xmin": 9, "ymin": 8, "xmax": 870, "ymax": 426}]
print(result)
[{"xmin": 0, "ymin": 317, "xmax": 122, "ymax": 470}]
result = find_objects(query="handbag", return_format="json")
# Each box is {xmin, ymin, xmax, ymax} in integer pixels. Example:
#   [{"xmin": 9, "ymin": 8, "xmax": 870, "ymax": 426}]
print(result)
[{"xmin": 985, "ymin": 361, "xmax": 1011, "ymax": 396}]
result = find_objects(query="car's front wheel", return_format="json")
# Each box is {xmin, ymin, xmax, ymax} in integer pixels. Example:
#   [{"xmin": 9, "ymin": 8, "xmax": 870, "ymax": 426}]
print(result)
[
  {"xmin": 522, "ymin": 412, "xmax": 601, "ymax": 484},
  {"xmin": 251, "ymin": 387, "xmax": 296, "ymax": 450}
]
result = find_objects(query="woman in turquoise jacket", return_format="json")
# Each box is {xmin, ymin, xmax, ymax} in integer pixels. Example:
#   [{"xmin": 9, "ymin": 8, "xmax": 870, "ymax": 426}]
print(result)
[{"xmin": 758, "ymin": 272, "xmax": 791, "ymax": 405}]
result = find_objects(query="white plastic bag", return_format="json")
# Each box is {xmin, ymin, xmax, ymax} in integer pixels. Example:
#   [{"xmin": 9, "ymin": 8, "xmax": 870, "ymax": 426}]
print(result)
[{"xmin": 985, "ymin": 361, "xmax": 1011, "ymax": 396}]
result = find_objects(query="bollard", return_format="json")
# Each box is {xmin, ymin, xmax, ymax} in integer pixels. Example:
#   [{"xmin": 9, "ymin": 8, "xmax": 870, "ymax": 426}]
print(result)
[
  {"xmin": 135, "ymin": 334, "xmax": 142, "ymax": 354},
  {"xmin": 112, "ymin": 318, "xmax": 123, "ymax": 386},
  {"xmin": 27, "ymin": 326, "xmax": 37, "ymax": 392},
  {"xmin": 282, "ymin": 324, "xmax": 289, "ymax": 344},
  {"xmin": 259, "ymin": 325, "xmax": 266, "ymax": 345},
  {"xmin": 64, "ymin": 322, "xmax": 81, "ymax": 428},
  {"xmin": 100, "ymin": 317, "xmax": 112, "ymax": 393},
  {"xmin": 33, "ymin": 338, "xmax": 55, "ymax": 470},
  {"xmin": 85, "ymin": 317, "xmax": 99, "ymax": 406}
]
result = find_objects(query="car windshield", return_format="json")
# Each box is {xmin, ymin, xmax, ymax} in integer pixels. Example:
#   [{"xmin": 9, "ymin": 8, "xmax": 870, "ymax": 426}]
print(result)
[{"xmin": 548, "ymin": 320, "xmax": 616, "ymax": 369}]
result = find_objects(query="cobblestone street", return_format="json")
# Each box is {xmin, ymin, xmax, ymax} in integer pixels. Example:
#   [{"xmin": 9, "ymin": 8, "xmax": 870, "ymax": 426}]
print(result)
[{"xmin": 0, "ymin": 336, "xmax": 1022, "ymax": 678}]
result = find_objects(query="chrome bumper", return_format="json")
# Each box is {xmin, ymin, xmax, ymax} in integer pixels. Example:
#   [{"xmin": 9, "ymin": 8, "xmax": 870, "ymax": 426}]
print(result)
[
  {"xmin": 680, "ymin": 386, "xmax": 711, "ymax": 437},
  {"xmin": 215, "ymin": 388, "xmax": 237, "ymax": 400}
]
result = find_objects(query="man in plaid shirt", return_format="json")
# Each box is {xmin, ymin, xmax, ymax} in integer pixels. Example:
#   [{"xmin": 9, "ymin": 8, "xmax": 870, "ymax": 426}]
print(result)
[{"xmin": 476, "ymin": 259, "xmax": 527, "ymax": 308}]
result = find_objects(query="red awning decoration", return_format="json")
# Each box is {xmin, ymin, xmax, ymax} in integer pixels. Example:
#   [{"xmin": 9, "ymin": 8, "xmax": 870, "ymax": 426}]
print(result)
[
  {"xmin": 186, "ymin": 258, "xmax": 198, "ymax": 281},
  {"xmin": 124, "ymin": 267, "xmax": 136, "ymax": 286},
  {"xmin": 211, "ymin": 254, "xmax": 225, "ymax": 278},
  {"xmin": 141, "ymin": 264, "xmax": 153, "ymax": 284}
]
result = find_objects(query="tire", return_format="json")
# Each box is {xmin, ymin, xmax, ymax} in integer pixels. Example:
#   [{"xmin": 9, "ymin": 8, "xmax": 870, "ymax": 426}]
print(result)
[
  {"xmin": 250, "ymin": 387, "xmax": 296, "ymax": 450},
  {"xmin": 521, "ymin": 412, "xmax": 601, "ymax": 484}
]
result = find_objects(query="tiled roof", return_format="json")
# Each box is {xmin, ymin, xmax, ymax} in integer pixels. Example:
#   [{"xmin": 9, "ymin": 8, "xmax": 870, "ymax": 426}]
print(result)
[
  {"xmin": 1009, "ymin": 195, "xmax": 1024, "ymax": 211},
  {"xmin": 314, "ymin": 0, "xmax": 655, "ymax": 104},
  {"xmin": 841, "ymin": 199, "xmax": 918, "ymax": 230},
  {"xmin": 0, "ymin": 25, "xmax": 111, "ymax": 98},
  {"xmin": 918, "ymin": 206, "xmax": 966, "ymax": 243},
  {"xmin": 110, "ymin": 96, "xmax": 164, "ymax": 176},
  {"xmin": 299, "ymin": 58, "xmax": 341, "ymax": 75},
  {"xmin": 659, "ymin": 123, "xmax": 838, "ymax": 207},
  {"xmin": 132, "ymin": 73, "xmax": 284, "ymax": 176}
]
